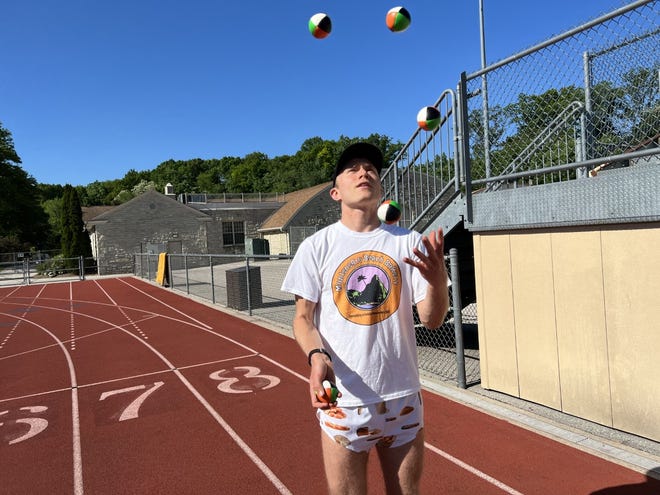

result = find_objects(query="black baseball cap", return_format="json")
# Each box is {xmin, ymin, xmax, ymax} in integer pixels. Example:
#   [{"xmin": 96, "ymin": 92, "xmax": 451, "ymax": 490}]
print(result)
[{"xmin": 332, "ymin": 142, "xmax": 384, "ymax": 185}]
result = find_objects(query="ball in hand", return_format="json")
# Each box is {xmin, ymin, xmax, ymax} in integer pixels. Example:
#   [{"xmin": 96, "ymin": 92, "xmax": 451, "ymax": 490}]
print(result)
[{"xmin": 318, "ymin": 380, "xmax": 339, "ymax": 403}]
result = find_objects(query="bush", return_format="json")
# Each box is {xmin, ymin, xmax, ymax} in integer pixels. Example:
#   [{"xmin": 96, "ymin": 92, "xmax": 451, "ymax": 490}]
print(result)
[{"xmin": 36, "ymin": 255, "xmax": 68, "ymax": 278}]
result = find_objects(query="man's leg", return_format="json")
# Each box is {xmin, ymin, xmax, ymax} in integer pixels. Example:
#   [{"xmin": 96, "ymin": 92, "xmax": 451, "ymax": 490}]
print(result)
[
  {"xmin": 376, "ymin": 430, "xmax": 425, "ymax": 495},
  {"xmin": 321, "ymin": 431, "xmax": 370, "ymax": 495}
]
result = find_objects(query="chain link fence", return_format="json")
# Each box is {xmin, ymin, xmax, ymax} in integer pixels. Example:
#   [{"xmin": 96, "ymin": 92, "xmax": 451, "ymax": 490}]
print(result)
[
  {"xmin": 134, "ymin": 250, "xmax": 480, "ymax": 387},
  {"xmin": 380, "ymin": 1, "xmax": 658, "ymax": 234},
  {"xmin": 464, "ymin": 0, "xmax": 659, "ymax": 188}
]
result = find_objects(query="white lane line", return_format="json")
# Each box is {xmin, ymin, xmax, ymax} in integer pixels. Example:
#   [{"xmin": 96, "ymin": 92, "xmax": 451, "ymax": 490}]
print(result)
[
  {"xmin": 3, "ymin": 296, "xmax": 283, "ymax": 493},
  {"xmin": 82, "ymin": 281, "xmax": 293, "ymax": 495},
  {"xmin": 69, "ymin": 283, "xmax": 76, "ymax": 350},
  {"xmin": 424, "ymin": 442, "xmax": 525, "ymax": 495},
  {"xmin": 8, "ymin": 279, "xmax": 524, "ymax": 495},
  {"xmin": 2, "ymin": 313, "xmax": 84, "ymax": 495},
  {"xmin": 169, "ymin": 322, "xmax": 528, "ymax": 494},
  {"xmin": 0, "ymin": 314, "xmax": 159, "ymax": 361},
  {"xmin": 102, "ymin": 318, "xmax": 292, "ymax": 495},
  {"xmin": 0, "ymin": 354, "xmax": 259, "ymax": 405},
  {"xmin": 116, "ymin": 278, "xmax": 213, "ymax": 330}
]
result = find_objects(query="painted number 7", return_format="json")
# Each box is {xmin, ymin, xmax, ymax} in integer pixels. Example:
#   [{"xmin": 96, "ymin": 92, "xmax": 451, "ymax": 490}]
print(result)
[{"xmin": 99, "ymin": 381, "xmax": 164, "ymax": 422}]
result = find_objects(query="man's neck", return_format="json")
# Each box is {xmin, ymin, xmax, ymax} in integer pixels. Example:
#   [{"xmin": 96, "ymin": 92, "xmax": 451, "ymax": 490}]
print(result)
[{"xmin": 340, "ymin": 208, "xmax": 381, "ymax": 233}]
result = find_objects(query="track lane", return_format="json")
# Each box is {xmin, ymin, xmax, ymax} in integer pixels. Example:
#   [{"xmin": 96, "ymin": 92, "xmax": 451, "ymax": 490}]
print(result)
[
  {"xmin": 77, "ymin": 373, "xmax": 286, "ymax": 494},
  {"xmin": 2, "ymin": 391, "xmax": 76, "ymax": 494},
  {"xmin": 2, "ymin": 277, "xmax": 659, "ymax": 495}
]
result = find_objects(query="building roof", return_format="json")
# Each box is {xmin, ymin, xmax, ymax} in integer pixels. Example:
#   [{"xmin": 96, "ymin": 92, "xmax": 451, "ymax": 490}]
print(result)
[
  {"xmin": 82, "ymin": 205, "xmax": 115, "ymax": 225},
  {"xmin": 86, "ymin": 189, "xmax": 210, "ymax": 225},
  {"xmin": 259, "ymin": 182, "xmax": 332, "ymax": 232}
]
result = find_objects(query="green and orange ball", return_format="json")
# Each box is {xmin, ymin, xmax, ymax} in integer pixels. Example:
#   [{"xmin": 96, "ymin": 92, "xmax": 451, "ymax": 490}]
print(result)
[
  {"xmin": 417, "ymin": 106, "xmax": 441, "ymax": 132},
  {"xmin": 378, "ymin": 200, "xmax": 402, "ymax": 224},
  {"xmin": 309, "ymin": 13, "xmax": 332, "ymax": 39},
  {"xmin": 386, "ymin": 6, "xmax": 411, "ymax": 33}
]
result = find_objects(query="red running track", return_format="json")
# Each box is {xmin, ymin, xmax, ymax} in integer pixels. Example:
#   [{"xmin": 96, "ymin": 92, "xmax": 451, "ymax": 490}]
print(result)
[{"xmin": 1, "ymin": 277, "xmax": 657, "ymax": 494}]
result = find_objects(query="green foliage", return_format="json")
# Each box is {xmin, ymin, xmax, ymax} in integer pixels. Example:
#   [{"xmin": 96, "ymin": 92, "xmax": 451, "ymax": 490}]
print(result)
[
  {"xmin": 37, "ymin": 183, "xmax": 65, "ymax": 201},
  {"xmin": 60, "ymin": 185, "xmax": 92, "ymax": 267},
  {"xmin": 84, "ymin": 181, "xmax": 113, "ymax": 205},
  {"xmin": 42, "ymin": 197, "xmax": 63, "ymax": 248},
  {"xmin": 468, "ymin": 70, "xmax": 659, "ymax": 183},
  {"xmin": 131, "ymin": 179, "xmax": 157, "ymax": 196},
  {"xmin": 64, "ymin": 134, "xmax": 404, "ymax": 205},
  {"xmin": 227, "ymin": 152, "xmax": 271, "ymax": 192},
  {"xmin": 0, "ymin": 121, "xmax": 53, "ymax": 250},
  {"xmin": 35, "ymin": 254, "xmax": 67, "ymax": 277}
]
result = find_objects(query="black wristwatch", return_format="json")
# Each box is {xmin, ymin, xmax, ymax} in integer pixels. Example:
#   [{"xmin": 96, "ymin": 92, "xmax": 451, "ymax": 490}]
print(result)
[{"xmin": 307, "ymin": 348, "xmax": 332, "ymax": 366}]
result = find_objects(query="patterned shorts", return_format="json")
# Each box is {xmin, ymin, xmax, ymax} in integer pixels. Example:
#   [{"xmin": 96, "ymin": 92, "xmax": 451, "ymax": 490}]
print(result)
[{"xmin": 316, "ymin": 392, "xmax": 424, "ymax": 453}]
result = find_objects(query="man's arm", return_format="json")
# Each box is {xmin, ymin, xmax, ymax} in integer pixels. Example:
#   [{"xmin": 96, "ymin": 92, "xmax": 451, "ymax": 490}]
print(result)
[
  {"xmin": 404, "ymin": 228, "xmax": 450, "ymax": 329},
  {"xmin": 292, "ymin": 295, "xmax": 338, "ymax": 407}
]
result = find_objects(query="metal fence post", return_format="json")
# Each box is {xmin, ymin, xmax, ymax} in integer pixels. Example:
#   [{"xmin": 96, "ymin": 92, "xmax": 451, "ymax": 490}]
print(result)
[
  {"xmin": 458, "ymin": 72, "xmax": 473, "ymax": 223},
  {"xmin": 245, "ymin": 256, "xmax": 252, "ymax": 316},
  {"xmin": 168, "ymin": 254, "xmax": 174, "ymax": 289},
  {"xmin": 209, "ymin": 255, "xmax": 216, "ymax": 304},
  {"xmin": 184, "ymin": 253, "xmax": 190, "ymax": 294},
  {"xmin": 449, "ymin": 248, "xmax": 467, "ymax": 389},
  {"xmin": 24, "ymin": 259, "xmax": 30, "ymax": 285}
]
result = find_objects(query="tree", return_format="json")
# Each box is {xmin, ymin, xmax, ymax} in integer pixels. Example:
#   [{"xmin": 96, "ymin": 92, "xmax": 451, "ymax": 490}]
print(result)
[
  {"xmin": 41, "ymin": 197, "xmax": 64, "ymax": 249},
  {"xmin": 227, "ymin": 152, "xmax": 271, "ymax": 192},
  {"xmin": 618, "ymin": 66, "xmax": 660, "ymax": 148},
  {"xmin": 60, "ymin": 185, "xmax": 92, "ymax": 267},
  {"xmin": 84, "ymin": 180, "xmax": 113, "ymax": 206},
  {"xmin": 0, "ymin": 121, "xmax": 52, "ymax": 251},
  {"xmin": 131, "ymin": 179, "xmax": 157, "ymax": 196}
]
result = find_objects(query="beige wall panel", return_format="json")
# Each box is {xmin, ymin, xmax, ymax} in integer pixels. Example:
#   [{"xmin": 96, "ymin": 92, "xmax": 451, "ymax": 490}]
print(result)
[
  {"xmin": 552, "ymin": 230, "xmax": 612, "ymax": 426},
  {"xmin": 473, "ymin": 235, "xmax": 489, "ymax": 389},
  {"xmin": 264, "ymin": 233, "xmax": 289, "ymax": 256},
  {"xmin": 602, "ymin": 226, "xmax": 660, "ymax": 442},
  {"xmin": 509, "ymin": 233, "xmax": 561, "ymax": 409},
  {"xmin": 474, "ymin": 234, "xmax": 519, "ymax": 396}
]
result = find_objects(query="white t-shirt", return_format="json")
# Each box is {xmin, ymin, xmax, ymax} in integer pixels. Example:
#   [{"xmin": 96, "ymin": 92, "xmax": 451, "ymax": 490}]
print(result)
[{"xmin": 281, "ymin": 221, "xmax": 428, "ymax": 407}]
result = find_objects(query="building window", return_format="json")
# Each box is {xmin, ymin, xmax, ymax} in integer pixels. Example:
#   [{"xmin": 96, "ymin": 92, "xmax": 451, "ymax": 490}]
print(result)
[{"xmin": 222, "ymin": 221, "xmax": 245, "ymax": 246}]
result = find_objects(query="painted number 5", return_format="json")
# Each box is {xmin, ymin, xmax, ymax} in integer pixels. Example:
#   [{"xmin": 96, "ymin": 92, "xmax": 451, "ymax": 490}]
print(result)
[
  {"xmin": 209, "ymin": 366, "xmax": 280, "ymax": 394},
  {"xmin": 0, "ymin": 406, "xmax": 49, "ymax": 445}
]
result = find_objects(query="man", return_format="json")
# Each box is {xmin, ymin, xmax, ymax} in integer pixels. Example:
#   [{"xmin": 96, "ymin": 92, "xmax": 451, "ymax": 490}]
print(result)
[{"xmin": 281, "ymin": 142, "xmax": 449, "ymax": 494}]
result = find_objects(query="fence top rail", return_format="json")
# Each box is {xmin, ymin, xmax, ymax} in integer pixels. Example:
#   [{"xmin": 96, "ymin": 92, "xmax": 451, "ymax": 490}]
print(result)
[
  {"xmin": 178, "ymin": 192, "xmax": 285, "ymax": 204},
  {"xmin": 135, "ymin": 253, "xmax": 294, "ymax": 260},
  {"xmin": 472, "ymin": 147, "xmax": 659, "ymax": 186},
  {"xmin": 465, "ymin": 0, "xmax": 654, "ymax": 81}
]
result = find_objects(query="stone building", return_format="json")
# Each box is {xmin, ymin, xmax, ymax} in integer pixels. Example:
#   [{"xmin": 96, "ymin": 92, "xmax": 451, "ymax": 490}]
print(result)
[
  {"xmin": 85, "ymin": 184, "xmax": 338, "ymax": 274},
  {"xmin": 258, "ymin": 182, "xmax": 339, "ymax": 255}
]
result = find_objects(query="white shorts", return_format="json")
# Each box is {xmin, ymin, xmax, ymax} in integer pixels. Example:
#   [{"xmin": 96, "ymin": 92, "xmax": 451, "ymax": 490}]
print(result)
[{"xmin": 316, "ymin": 392, "xmax": 424, "ymax": 453}]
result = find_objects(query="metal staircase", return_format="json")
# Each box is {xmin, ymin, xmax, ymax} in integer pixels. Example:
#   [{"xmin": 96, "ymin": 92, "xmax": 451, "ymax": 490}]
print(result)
[{"xmin": 380, "ymin": 89, "xmax": 464, "ymax": 236}]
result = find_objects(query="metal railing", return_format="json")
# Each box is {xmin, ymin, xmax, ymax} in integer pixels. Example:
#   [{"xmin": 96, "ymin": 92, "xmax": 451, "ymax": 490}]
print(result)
[
  {"xmin": 380, "ymin": 89, "xmax": 462, "ymax": 233},
  {"xmin": 0, "ymin": 256, "xmax": 97, "ymax": 287},
  {"xmin": 385, "ymin": 0, "xmax": 659, "ymax": 231},
  {"xmin": 463, "ymin": 0, "xmax": 659, "ymax": 194}
]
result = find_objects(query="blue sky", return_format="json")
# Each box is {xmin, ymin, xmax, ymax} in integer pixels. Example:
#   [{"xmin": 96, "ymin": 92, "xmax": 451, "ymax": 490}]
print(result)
[{"xmin": 2, "ymin": 0, "xmax": 630, "ymax": 186}]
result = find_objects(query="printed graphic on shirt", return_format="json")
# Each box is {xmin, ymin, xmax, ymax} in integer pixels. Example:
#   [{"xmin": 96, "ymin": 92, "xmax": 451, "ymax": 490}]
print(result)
[{"xmin": 332, "ymin": 250, "xmax": 402, "ymax": 325}]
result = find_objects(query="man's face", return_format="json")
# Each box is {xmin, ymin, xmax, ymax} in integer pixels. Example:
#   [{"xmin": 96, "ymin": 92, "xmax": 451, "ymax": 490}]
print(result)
[{"xmin": 332, "ymin": 158, "xmax": 382, "ymax": 207}]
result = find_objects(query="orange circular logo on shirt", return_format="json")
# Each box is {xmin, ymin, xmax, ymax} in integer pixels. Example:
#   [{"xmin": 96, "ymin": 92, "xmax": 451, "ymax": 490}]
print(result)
[{"xmin": 332, "ymin": 251, "xmax": 401, "ymax": 325}]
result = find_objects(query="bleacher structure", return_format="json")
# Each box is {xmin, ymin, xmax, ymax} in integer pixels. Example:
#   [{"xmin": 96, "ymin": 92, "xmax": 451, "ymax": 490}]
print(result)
[{"xmin": 387, "ymin": 0, "xmax": 659, "ymax": 443}]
